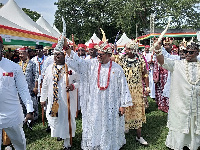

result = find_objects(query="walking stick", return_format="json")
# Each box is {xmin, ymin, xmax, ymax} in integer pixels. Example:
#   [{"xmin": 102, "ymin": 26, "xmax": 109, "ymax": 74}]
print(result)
[
  {"xmin": 65, "ymin": 59, "xmax": 73, "ymax": 146},
  {"xmin": 38, "ymin": 62, "xmax": 45, "ymax": 126}
]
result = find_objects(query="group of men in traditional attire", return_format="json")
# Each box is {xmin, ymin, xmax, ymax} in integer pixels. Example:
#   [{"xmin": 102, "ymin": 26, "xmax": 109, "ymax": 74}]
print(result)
[{"xmin": 1, "ymin": 25, "xmax": 200, "ymax": 150}]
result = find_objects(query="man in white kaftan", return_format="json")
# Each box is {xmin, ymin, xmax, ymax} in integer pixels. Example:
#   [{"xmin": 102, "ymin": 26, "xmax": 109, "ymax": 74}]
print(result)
[
  {"xmin": 155, "ymin": 42, "xmax": 200, "ymax": 150},
  {"xmin": 65, "ymin": 41, "xmax": 133, "ymax": 150},
  {"xmin": 40, "ymin": 48, "xmax": 79, "ymax": 149}
]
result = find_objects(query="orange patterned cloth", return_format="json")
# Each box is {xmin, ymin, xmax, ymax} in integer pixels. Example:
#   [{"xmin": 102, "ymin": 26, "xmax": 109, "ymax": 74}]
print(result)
[
  {"xmin": 2, "ymin": 130, "xmax": 11, "ymax": 145},
  {"xmin": 118, "ymin": 54, "xmax": 146, "ymax": 129}
]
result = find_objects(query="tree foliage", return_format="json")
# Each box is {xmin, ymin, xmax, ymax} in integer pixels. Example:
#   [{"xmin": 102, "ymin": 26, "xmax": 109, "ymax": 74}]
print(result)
[
  {"xmin": 22, "ymin": 8, "xmax": 41, "ymax": 22},
  {"xmin": 54, "ymin": 0, "xmax": 200, "ymax": 43}
]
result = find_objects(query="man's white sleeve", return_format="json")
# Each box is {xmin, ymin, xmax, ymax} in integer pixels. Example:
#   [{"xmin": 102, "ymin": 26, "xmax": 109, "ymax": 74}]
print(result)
[{"xmin": 15, "ymin": 66, "xmax": 33, "ymax": 113}]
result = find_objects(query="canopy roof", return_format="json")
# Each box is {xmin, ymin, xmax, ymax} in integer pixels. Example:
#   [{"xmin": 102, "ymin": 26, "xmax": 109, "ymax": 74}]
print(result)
[
  {"xmin": 0, "ymin": 16, "xmax": 26, "ymax": 30},
  {"xmin": 53, "ymin": 25, "xmax": 61, "ymax": 35},
  {"xmin": 85, "ymin": 33, "xmax": 101, "ymax": 46},
  {"xmin": 116, "ymin": 32, "xmax": 132, "ymax": 48},
  {"xmin": 36, "ymin": 16, "xmax": 60, "ymax": 38},
  {"xmin": 0, "ymin": 0, "xmax": 53, "ymax": 36}
]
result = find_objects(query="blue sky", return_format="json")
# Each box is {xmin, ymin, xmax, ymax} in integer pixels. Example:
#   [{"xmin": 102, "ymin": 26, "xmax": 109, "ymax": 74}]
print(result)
[{"xmin": 1, "ymin": 0, "xmax": 57, "ymax": 26}]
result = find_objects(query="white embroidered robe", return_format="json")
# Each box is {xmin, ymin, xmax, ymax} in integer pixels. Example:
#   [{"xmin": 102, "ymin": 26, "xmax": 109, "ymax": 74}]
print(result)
[
  {"xmin": 162, "ymin": 58, "xmax": 200, "ymax": 150},
  {"xmin": 65, "ymin": 51, "xmax": 133, "ymax": 150}
]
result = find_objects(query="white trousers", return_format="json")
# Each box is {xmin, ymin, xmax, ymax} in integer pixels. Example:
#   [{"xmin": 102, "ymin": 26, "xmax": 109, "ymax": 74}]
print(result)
[{"xmin": 0, "ymin": 124, "xmax": 26, "ymax": 150}]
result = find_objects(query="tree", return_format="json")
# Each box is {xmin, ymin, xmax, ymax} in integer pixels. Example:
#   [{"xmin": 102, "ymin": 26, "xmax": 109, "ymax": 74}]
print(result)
[
  {"xmin": 22, "ymin": 8, "xmax": 41, "ymax": 22},
  {"xmin": 54, "ymin": 0, "xmax": 200, "ymax": 43}
]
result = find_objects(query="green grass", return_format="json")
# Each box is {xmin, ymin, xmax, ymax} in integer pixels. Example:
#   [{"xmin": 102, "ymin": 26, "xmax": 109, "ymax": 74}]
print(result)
[{"xmin": 2, "ymin": 97, "xmax": 170, "ymax": 150}]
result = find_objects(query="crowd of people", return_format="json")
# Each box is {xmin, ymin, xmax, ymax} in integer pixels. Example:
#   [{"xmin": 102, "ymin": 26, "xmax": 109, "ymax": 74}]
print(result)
[{"xmin": 0, "ymin": 32, "xmax": 200, "ymax": 150}]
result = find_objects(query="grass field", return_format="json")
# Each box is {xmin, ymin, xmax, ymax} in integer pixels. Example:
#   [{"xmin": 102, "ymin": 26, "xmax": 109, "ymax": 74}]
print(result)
[{"xmin": 2, "ymin": 97, "xmax": 171, "ymax": 150}]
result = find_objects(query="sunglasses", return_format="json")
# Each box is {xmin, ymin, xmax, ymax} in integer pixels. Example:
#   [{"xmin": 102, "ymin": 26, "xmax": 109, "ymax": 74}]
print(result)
[
  {"xmin": 97, "ymin": 53, "xmax": 106, "ymax": 57},
  {"xmin": 183, "ymin": 50, "xmax": 196, "ymax": 55}
]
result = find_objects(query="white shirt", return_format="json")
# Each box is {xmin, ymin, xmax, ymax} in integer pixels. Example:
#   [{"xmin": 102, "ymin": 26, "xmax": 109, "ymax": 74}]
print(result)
[{"xmin": 0, "ymin": 58, "xmax": 33, "ymax": 129}]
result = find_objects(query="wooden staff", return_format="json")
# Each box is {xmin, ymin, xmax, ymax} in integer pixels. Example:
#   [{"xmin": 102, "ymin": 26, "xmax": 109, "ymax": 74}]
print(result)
[
  {"xmin": 65, "ymin": 55, "xmax": 72, "ymax": 146},
  {"xmin": 38, "ymin": 62, "xmax": 45, "ymax": 126}
]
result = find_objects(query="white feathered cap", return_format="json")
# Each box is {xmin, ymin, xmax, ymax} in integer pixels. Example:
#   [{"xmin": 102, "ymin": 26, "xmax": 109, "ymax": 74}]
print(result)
[
  {"xmin": 98, "ymin": 41, "xmax": 113, "ymax": 54},
  {"xmin": 54, "ymin": 17, "xmax": 66, "ymax": 54},
  {"xmin": 126, "ymin": 40, "xmax": 139, "ymax": 50}
]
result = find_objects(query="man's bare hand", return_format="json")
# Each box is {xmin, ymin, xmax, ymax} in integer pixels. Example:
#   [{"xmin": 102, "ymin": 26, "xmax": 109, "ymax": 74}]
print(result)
[
  {"xmin": 40, "ymin": 101, "xmax": 46, "ymax": 108},
  {"xmin": 119, "ymin": 107, "xmax": 125, "ymax": 116}
]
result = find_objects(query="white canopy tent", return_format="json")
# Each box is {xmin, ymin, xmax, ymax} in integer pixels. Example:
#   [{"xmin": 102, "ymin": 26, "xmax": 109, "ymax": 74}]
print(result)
[
  {"xmin": 0, "ymin": 0, "xmax": 53, "ymax": 36},
  {"xmin": 116, "ymin": 32, "xmax": 132, "ymax": 48},
  {"xmin": 36, "ymin": 16, "xmax": 60, "ymax": 38},
  {"xmin": 85, "ymin": 33, "xmax": 101, "ymax": 46},
  {"xmin": 0, "ymin": 16, "xmax": 26, "ymax": 30},
  {"xmin": 53, "ymin": 25, "xmax": 61, "ymax": 35}
]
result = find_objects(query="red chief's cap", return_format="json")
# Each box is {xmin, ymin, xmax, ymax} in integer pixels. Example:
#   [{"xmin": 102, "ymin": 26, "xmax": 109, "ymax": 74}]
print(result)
[
  {"xmin": 78, "ymin": 44, "xmax": 87, "ymax": 49},
  {"xmin": 88, "ymin": 43, "xmax": 97, "ymax": 49},
  {"xmin": 18, "ymin": 47, "xmax": 26, "ymax": 51}
]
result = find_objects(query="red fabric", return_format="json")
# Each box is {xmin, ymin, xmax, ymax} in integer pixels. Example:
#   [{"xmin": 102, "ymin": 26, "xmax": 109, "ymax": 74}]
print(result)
[
  {"xmin": 78, "ymin": 44, "xmax": 87, "ymax": 49},
  {"xmin": 153, "ymin": 59, "xmax": 169, "ymax": 113},
  {"xmin": 52, "ymin": 43, "xmax": 57, "ymax": 48},
  {"xmin": 71, "ymin": 84, "xmax": 75, "ymax": 91},
  {"xmin": 88, "ymin": 43, "xmax": 97, "ymax": 49},
  {"xmin": 145, "ymin": 45, "xmax": 150, "ymax": 48},
  {"xmin": 103, "ymin": 44, "xmax": 111, "ymax": 50},
  {"xmin": 3, "ymin": 72, "xmax": 13, "ymax": 77},
  {"xmin": 172, "ymin": 45, "xmax": 178, "ymax": 50},
  {"xmin": 52, "ymin": 43, "xmax": 68, "ymax": 50},
  {"xmin": 68, "ymin": 70, "xmax": 72, "ymax": 75},
  {"xmin": 18, "ymin": 47, "xmax": 26, "ymax": 51},
  {"xmin": 0, "ymin": 25, "xmax": 57, "ymax": 40},
  {"xmin": 98, "ymin": 41, "xmax": 104, "ymax": 46}
]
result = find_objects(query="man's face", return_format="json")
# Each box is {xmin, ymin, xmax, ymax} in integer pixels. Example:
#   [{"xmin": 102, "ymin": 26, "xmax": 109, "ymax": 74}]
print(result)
[
  {"xmin": 178, "ymin": 49, "xmax": 185, "ymax": 60},
  {"xmin": 79, "ymin": 48, "xmax": 86, "ymax": 56},
  {"xmin": 19, "ymin": 51, "xmax": 28, "ymax": 61},
  {"xmin": 125, "ymin": 48, "xmax": 136, "ymax": 56},
  {"xmin": 97, "ymin": 50, "xmax": 109, "ymax": 64},
  {"xmin": 145, "ymin": 47, "xmax": 149, "ymax": 53},
  {"xmin": 54, "ymin": 52, "xmax": 65, "ymax": 65},
  {"xmin": 184, "ymin": 48, "xmax": 199, "ymax": 62},
  {"xmin": 43, "ymin": 49, "xmax": 48, "ymax": 56},
  {"xmin": 36, "ymin": 49, "xmax": 43, "ymax": 57},
  {"xmin": 172, "ymin": 48, "xmax": 178, "ymax": 54},
  {"xmin": 89, "ymin": 48, "xmax": 97, "ymax": 57},
  {"xmin": 164, "ymin": 43, "xmax": 172, "ymax": 53}
]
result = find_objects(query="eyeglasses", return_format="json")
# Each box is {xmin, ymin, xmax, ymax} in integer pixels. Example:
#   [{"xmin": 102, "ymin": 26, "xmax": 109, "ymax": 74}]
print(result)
[
  {"xmin": 183, "ymin": 50, "xmax": 196, "ymax": 55},
  {"xmin": 97, "ymin": 53, "xmax": 106, "ymax": 57}
]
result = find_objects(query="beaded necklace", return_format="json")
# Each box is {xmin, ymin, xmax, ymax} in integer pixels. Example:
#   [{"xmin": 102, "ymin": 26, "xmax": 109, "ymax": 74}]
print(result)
[
  {"xmin": 97, "ymin": 60, "xmax": 112, "ymax": 90},
  {"xmin": 19, "ymin": 59, "xmax": 29, "ymax": 74}
]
